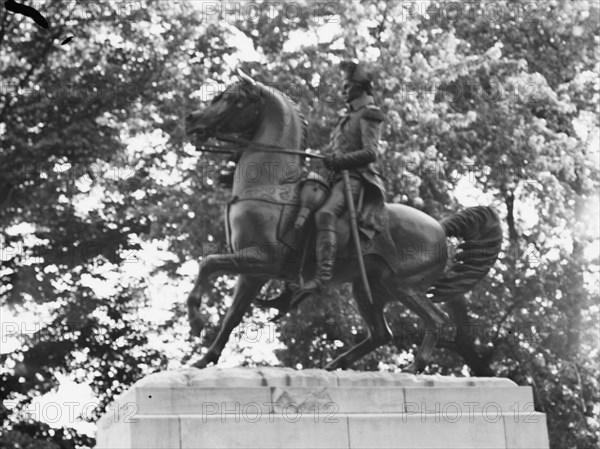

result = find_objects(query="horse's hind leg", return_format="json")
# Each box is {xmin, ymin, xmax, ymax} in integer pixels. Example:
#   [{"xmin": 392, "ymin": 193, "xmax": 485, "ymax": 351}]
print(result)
[
  {"xmin": 192, "ymin": 275, "xmax": 265, "ymax": 369},
  {"xmin": 444, "ymin": 297, "xmax": 494, "ymax": 377},
  {"xmin": 325, "ymin": 280, "xmax": 392, "ymax": 371},
  {"xmin": 396, "ymin": 291, "xmax": 449, "ymax": 373}
]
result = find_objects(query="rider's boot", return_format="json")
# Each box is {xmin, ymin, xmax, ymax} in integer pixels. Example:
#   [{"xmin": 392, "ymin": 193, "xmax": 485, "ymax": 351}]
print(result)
[{"xmin": 292, "ymin": 211, "xmax": 337, "ymax": 305}]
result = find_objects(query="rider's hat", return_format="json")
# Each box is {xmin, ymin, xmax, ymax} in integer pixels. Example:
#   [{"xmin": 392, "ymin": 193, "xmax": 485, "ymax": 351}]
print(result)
[
  {"xmin": 340, "ymin": 59, "xmax": 373, "ymax": 95},
  {"xmin": 340, "ymin": 59, "xmax": 372, "ymax": 85}
]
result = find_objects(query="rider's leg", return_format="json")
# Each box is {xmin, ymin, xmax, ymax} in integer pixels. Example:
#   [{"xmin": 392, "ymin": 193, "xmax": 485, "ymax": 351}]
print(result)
[
  {"xmin": 295, "ymin": 177, "xmax": 361, "ymax": 298},
  {"xmin": 295, "ymin": 185, "xmax": 343, "ymax": 296}
]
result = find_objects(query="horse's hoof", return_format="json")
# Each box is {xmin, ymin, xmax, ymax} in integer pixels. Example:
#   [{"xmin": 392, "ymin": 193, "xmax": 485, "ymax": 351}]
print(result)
[
  {"xmin": 191, "ymin": 360, "xmax": 209, "ymax": 369},
  {"xmin": 192, "ymin": 351, "xmax": 218, "ymax": 369},
  {"xmin": 189, "ymin": 317, "xmax": 204, "ymax": 337},
  {"xmin": 324, "ymin": 359, "xmax": 347, "ymax": 371},
  {"xmin": 402, "ymin": 364, "xmax": 417, "ymax": 374},
  {"xmin": 402, "ymin": 363, "xmax": 423, "ymax": 374},
  {"xmin": 268, "ymin": 311, "xmax": 288, "ymax": 323}
]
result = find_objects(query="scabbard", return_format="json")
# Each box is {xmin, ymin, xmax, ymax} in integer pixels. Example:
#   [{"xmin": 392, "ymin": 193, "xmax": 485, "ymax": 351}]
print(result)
[{"xmin": 341, "ymin": 170, "xmax": 374, "ymax": 304}]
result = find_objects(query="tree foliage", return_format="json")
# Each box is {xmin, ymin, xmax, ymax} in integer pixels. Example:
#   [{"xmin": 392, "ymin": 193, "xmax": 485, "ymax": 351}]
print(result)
[{"xmin": 1, "ymin": 1, "xmax": 598, "ymax": 448}]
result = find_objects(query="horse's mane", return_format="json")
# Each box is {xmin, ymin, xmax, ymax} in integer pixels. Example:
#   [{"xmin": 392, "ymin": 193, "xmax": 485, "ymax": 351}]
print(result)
[
  {"xmin": 254, "ymin": 81, "xmax": 309, "ymax": 150},
  {"xmin": 279, "ymin": 90, "xmax": 309, "ymax": 150}
]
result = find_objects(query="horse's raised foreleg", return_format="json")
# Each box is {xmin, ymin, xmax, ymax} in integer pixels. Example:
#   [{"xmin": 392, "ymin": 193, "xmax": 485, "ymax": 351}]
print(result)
[
  {"xmin": 325, "ymin": 280, "xmax": 392, "ymax": 370},
  {"xmin": 397, "ymin": 292, "xmax": 449, "ymax": 373},
  {"xmin": 192, "ymin": 274, "xmax": 265, "ymax": 369},
  {"xmin": 186, "ymin": 251, "xmax": 279, "ymax": 337}
]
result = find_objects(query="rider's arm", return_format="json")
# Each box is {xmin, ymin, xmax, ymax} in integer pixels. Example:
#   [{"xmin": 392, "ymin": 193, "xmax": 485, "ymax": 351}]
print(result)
[{"xmin": 327, "ymin": 108, "xmax": 384, "ymax": 170}]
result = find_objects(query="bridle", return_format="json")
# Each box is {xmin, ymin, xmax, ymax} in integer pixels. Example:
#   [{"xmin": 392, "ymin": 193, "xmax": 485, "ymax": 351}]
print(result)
[
  {"xmin": 191, "ymin": 97, "xmax": 324, "ymax": 159},
  {"xmin": 189, "ymin": 81, "xmax": 326, "ymax": 160},
  {"xmin": 200, "ymin": 91, "xmax": 261, "ymax": 141}
]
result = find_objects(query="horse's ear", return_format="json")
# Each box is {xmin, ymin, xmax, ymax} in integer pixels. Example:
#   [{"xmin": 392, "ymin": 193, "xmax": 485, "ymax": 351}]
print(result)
[{"xmin": 236, "ymin": 68, "xmax": 257, "ymax": 86}]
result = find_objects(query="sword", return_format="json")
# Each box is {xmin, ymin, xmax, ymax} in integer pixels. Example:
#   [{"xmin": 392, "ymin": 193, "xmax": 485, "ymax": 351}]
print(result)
[{"xmin": 341, "ymin": 170, "xmax": 374, "ymax": 304}]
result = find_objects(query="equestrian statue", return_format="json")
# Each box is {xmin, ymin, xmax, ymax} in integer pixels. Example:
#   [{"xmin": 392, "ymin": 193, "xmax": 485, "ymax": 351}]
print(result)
[{"xmin": 184, "ymin": 61, "xmax": 502, "ymax": 374}]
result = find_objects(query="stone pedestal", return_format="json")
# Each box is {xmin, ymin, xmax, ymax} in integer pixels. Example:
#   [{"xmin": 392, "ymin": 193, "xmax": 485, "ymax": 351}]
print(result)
[{"xmin": 95, "ymin": 367, "xmax": 549, "ymax": 449}]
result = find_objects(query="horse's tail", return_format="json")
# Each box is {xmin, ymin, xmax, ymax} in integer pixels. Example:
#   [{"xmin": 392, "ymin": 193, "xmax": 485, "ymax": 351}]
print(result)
[{"xmin": 428, "ymin": 206, "xmax": 502, "ymax": 303}]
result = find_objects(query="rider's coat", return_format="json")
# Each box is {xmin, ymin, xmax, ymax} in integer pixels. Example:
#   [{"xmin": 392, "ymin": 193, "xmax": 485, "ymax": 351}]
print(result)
[{"xmin": 328, "ymin": 95, "xmax": 386, "ymax": 207}]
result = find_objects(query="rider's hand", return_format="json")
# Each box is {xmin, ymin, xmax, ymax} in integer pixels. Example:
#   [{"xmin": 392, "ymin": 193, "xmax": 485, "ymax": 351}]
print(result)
[{"xmin": 323, "ymin": 156, "xmax": 339, "ymax": 172}]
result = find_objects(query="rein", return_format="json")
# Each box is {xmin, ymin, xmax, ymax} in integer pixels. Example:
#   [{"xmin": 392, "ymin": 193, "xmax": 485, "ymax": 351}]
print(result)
[{"xmin": 195, "ymin": 134, "xmax": 326, "ymax": 160}]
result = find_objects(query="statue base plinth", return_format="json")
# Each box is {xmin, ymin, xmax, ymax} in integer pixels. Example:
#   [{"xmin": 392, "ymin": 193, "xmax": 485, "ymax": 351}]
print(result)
[{"xmin": 95, "ymin": 367, "xmax": 548, "ymax": 449}]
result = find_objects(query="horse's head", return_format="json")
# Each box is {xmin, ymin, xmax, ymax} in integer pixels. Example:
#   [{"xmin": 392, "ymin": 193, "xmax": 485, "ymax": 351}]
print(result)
[{"xmin": 186, "ymin": 70, "xmax": 263, "ymax": 143}]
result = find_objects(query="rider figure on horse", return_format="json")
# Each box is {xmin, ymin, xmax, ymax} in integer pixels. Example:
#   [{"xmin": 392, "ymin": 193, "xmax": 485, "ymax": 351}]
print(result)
[{"xmin": 296, "ymin": 60, "xmax": 387, "ymax": 300}]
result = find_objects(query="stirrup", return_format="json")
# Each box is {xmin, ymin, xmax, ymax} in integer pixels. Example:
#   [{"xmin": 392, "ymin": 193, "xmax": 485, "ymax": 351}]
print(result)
[
  {"xmin": 268, "ymin": 284, "xmax": 321, "ymax": 322},
  {"xmin": 290, "ymin": 280, "xmax": 329, "ymax": 308}
]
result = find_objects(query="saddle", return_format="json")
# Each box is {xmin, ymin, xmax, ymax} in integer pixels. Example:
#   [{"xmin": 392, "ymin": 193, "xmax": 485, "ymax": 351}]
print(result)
[{"xmin": 276, "ymin": 174, "xmax": 398, "ymax": 275}]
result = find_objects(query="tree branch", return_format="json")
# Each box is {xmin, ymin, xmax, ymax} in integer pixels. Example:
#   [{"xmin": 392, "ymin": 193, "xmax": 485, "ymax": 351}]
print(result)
[
  {"xmin": 0, "ymin": 17, "xmax": 66, "ymax": 123},
  {"xmin": 505, "ymin": 189, "xmax": 519, "ymax": 242},
  {"xmin": 0, "ymin": 6, "xmax": 8, "ymax": 49}
]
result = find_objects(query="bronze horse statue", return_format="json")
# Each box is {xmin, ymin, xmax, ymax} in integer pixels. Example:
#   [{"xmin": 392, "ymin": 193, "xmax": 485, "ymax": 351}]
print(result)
[{"xmin": 185, "ymin": 71, "xmax": 502, "ymax": 374}]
